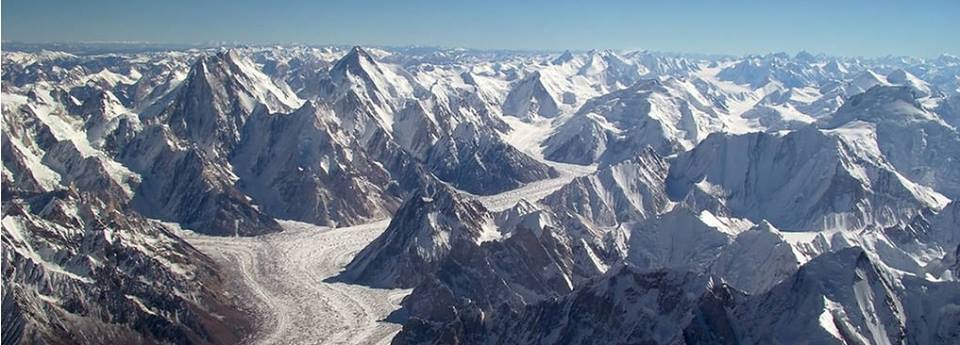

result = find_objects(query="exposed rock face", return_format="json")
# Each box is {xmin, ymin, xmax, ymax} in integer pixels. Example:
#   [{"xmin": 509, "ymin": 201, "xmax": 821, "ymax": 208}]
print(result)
[
  {"xmin": 233, "ymin": 102, "xmax": 400, "ymax": 227},
  {"xmin": 395, "ymin": 248, "xmax": 959, "ymax": 345},
  {"xmin": 479, "ymin": 268, "xmax": 738, "ymax": 345},
  {"xmin": 116, "ymin": 51, "xmax": 294, "ymax": 236},
  {"xmin": 160, "ymin": 50, "xmax": 301, "ymax": 155},
  {"xmin": 2, "ymin": 92, "xmax": 250, "ymax": 343},
  {"xmin": 735, "ymin": 248, "xmax": 908, "ymax": 345},
  {"xmin": 121, "ymin": 125, "xmax": 282, "ymax": 236},
  {"xmin": 710, "ymin": 221, "xmax": 801, "ymax": 294},
  {"xmin": 321, "ymin": 47, "xmax": 557, "ymax": 196},
  {"xmin": 393, "ymin": 209, "xmax": 611, "ymax": 344},
  {"xmin": 2, "ymin": 190, "xmax": 250, "ymax": 345},
  {"xmin": 426, "ymin": 123, "xmax": 558, "ymax": 195},
  {"xmin": 502, "ymin": 71, "xmax": 562, "ymax": 118},
  {"xmin": 5, "ymin": 46, "xmax": 960, "ymax": 345},
  {"xmin": 342, "ymin": 186, "xmax": 494, "ymax": 288}
]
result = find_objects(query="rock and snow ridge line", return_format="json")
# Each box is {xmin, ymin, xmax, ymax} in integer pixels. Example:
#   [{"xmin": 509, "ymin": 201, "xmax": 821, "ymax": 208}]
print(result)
[{"xmin": 5, "ymin": 46, "xmax": 960, "ymax": 345}]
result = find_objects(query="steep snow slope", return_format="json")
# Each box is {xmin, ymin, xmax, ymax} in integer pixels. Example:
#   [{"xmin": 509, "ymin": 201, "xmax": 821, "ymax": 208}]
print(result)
[
  {"xmin": 667, "ymin": 127, "xmax": 947, "ymax": 231},
  {"xmin": 232, "ymin": 102, "xmax": 400, "ymax": 227},
  {"xmin": 160, "ymin": 50, "xmax": 301, "ymax": 155},
  {"xmin": 543, "ymin": 78, "xmax": 727, "ymax": 165},
  {"xmin": 821, "ymin": 85, "xmax": 960, "ymax": 199},
  {"xmin": 542, "ymin": 147, "xmax": 671, "ymax": 227}
]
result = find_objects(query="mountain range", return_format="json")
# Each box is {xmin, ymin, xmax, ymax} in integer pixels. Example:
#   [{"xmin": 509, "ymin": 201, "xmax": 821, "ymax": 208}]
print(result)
[{"xmin": 3, "ymin": 45, "xmax": 959, "ymax": 345}]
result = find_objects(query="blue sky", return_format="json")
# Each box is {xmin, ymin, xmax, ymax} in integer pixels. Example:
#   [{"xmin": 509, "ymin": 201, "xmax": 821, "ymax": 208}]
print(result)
[{"xmin": 3, "ymin": 0, "xmax": 958, "ymax": 57}]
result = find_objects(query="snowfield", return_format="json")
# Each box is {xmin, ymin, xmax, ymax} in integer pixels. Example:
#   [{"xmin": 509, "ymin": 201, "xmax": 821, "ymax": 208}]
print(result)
[{"xmin": 183, "ymin": 220, "xmax": 410, "ymax": 345}]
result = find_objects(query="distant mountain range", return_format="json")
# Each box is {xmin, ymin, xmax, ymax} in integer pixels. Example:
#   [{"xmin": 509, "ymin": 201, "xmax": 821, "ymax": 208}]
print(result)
[{"xmin": 3, "ymin": 45, "xmax": 959, "ymax": 345}]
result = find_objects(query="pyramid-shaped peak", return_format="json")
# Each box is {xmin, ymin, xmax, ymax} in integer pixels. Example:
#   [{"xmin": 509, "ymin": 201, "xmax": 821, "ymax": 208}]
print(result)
[
  {"xmin": 341, "ymin": 46, "xmax": 377, "ymax": 64},
  {"xmin": 331, "ymin": 46, "xmax": 384, "ymax": 79},
  {"xmin": 824, "ymin": 59, "xmax": 848, "ymax": 74},
  {"xmin": 794, "ymin": 50, "xmax": 817, "ymax": 62},
  {"xmin": 552, "ymin": 50, "xmax": 576, "ymax": 65}
]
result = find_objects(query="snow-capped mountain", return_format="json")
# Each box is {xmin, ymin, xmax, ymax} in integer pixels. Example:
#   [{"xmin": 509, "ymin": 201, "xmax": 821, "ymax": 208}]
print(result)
[
  {"xmin": 820, "ymin": 85, "xmax": 960, "ymax": 199},
  {"xmin": 4, "ymin": 44, "xmax": 960, "ymax": 345},
  {"xmin": 159, "ymin": 50, "xmax": 301, "ymax": 155},
  {"xmin": 232, "ymin": 101, "xmax": 400, "ymax": 226},
  {"xmin": 667, "ymin": 127, "xmax": 948, "ymax": 231},
  {"xmin": 2, "ymin": 74, "xmax": 250, "ymax": 343},
  {"xmin": 541, "ymin": 147, "xmax": 671, "ymax": 228},
  {"xmin": 342, "ymin": 186, "xmax": 494, "ymax": 288}
]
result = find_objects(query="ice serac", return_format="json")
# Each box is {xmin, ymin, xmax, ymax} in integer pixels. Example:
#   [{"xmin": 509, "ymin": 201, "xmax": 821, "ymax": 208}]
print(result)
[
  {"xmin": 232, "ymin": 101, "xmax": 400, "ymax": 227},
  {"xmin": 667, "ymin": 127, "xmax": 945, "ymax": 231},
  {"xmin": 342, "ymin": 186, "xmax": 493, "ymax": 288}
]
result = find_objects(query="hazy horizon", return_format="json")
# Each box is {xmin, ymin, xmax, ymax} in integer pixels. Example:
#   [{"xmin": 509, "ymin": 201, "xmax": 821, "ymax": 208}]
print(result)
[{"xmin": 3, "ymin": 0, "xmax": 958, "ymax": 57}]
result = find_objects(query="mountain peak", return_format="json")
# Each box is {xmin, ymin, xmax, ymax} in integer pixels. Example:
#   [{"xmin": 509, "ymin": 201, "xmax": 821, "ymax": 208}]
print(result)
[
  {"xmin": 886, "ymin": 68, "xmax": 934, "ymax": 96},
  {"xmin": 342, "ymin": 186, "xmax": 493, "ymax": 288},
  {"xmin": 824, "ymin": 59, "xmax": 849, "ymax": 75},
  {"xmin": 552, "ymin": 50, "xmax": 576, "ymax": 65},
  {"xmin": 335, "ymin": 46, "xmax": 379, "ymax": 72},
  {"xmin": 832, "ymin": 85, "xmax": 926, "ymax": 123}
]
